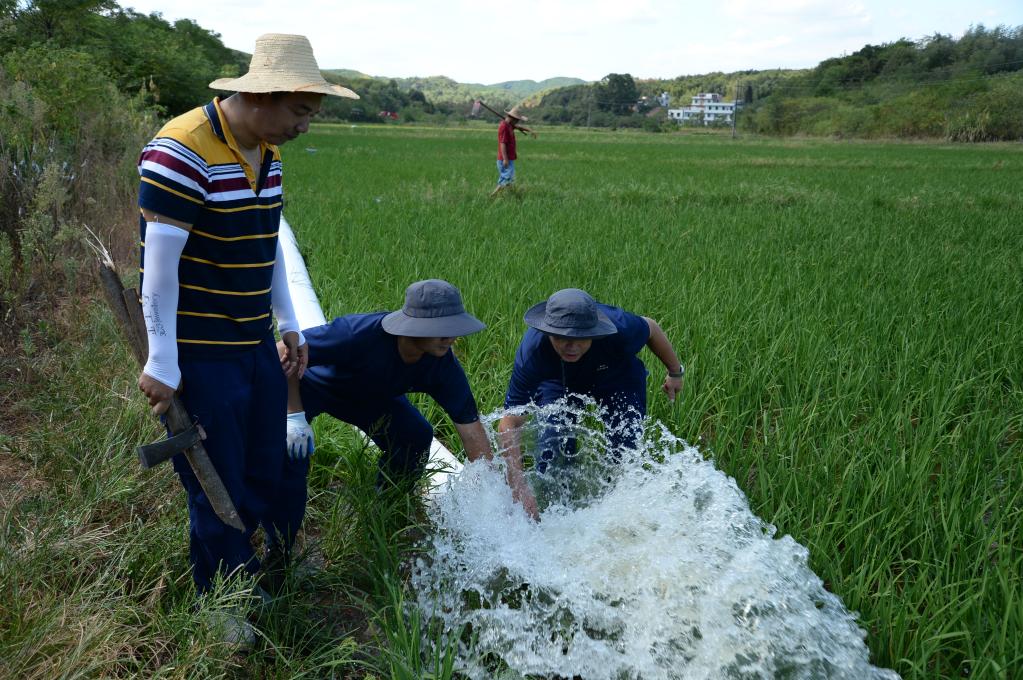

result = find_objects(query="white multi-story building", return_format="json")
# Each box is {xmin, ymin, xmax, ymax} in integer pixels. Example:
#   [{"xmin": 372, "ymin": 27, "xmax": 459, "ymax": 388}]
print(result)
[{"xmin": 667, "ymin": 93, "xmax": 741, "ymax": 125}]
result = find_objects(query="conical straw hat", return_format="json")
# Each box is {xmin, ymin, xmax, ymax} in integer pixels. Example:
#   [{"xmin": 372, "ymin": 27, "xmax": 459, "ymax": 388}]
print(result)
[
  {"xmin": 504, "ymin": 106, "xmax": 528, "ymax": 121},
  {"xmin": 210, "ymin": 33, "xmax": 359, "ymax": 99}
]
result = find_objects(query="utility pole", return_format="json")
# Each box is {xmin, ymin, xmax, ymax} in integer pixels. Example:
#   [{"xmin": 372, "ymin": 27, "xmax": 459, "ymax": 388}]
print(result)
[{"xmin": 732, "ymin": 83, "xmax": 739, "ymax": 139}]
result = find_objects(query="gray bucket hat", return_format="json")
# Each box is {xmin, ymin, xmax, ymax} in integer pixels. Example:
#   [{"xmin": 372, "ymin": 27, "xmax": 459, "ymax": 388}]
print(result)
[
  {"xmin": 523, "ymin": 288, "xmax": 618, "ymax": 338},
  {"xmin": 381, "ymin": 279, "xmax": 486, "ymax": 338}
]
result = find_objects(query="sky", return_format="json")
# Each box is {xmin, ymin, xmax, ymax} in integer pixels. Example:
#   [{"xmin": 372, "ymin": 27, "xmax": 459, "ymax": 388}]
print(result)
[{"xmin": 121, "ymin": 0, "xmax": 1022, "ymax": 84}]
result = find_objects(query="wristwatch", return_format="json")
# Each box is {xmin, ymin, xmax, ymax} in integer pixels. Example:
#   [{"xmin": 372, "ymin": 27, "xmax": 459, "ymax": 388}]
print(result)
[{"xmin": 668, "ymin": 366, "xmax": 685, "ymax": 379}]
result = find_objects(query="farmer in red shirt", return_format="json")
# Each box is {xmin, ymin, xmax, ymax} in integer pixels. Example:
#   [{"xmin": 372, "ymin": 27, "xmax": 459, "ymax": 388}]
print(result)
[{"xmin": 492, "ymin": 106, "xmax": 534, "ymax": 196}]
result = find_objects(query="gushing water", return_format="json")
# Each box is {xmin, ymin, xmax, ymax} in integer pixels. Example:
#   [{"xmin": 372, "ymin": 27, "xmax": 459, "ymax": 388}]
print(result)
[{"xmin": 413, "ymin": 401, "xmax": 900, "ymax": 679}]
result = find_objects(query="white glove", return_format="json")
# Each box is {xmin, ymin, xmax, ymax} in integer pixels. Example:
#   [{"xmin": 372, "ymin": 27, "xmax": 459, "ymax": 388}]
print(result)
[{"xmin": 286, "ymin": 411, "xmax": 314, "ymax": 460}]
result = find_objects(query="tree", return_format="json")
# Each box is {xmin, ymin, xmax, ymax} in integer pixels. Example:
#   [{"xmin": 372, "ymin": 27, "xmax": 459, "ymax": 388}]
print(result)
[
  {"xmin": 596, "ymin": 73, "xmax": 637, "ymax": 115},
  {"xmin": 3, "ymin": 0, "xmax": 117, "ymax": 48}
]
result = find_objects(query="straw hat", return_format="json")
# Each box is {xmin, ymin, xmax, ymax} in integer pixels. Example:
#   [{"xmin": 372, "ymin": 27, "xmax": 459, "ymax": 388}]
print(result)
[
  {"xmin": 504, "ymin": 106, "xmax": 528, "ymax": 121},
  {"xmin": 209, "ymin": 33, "xmax": 359, "ymax": 99}
]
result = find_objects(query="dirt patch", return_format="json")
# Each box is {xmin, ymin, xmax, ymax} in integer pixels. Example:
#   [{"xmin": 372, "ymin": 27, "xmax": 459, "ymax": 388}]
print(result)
[{"xmin": 0, "ymin": 450, "xmax": 48, "ymax": 510}]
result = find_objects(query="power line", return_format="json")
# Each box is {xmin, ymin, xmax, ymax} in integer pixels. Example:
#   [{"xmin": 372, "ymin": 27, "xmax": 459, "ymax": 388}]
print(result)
[{"xmin": 756, "ymin": 68, "xmax": 1022, "ymax": 97}]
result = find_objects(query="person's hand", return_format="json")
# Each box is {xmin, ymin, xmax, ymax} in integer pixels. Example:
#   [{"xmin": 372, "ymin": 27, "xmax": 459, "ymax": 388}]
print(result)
[
  {"xmin": 138, "ymin": 371, "xmax": 176, "ymax": 416},
  {"xmin": 511, "ymin": 478, "xmax": 540, "ymax": 521},
  {"xmin": 503, "ymin": 159, "xmax": 509, "ymax": 169},
  {"xmin": 662, "ymin": 374, "xmax": 684, "ymax": 403},
  {"xmin": 279, "ymin": 331, "xmax": 308, "ymax": 379},
  {"xmin": 286, "ymin": 411, "xmax": 315, "ymax": 459}
]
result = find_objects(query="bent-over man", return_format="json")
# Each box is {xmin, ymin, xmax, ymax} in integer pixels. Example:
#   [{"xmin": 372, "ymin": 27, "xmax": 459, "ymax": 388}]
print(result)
[
  {"xmin": 498, "ymin": 288, "xmax": 685, "ymax": 519},
  {"xmin": 270, "ymin": 279, "xmax": 493, "ymax": 553}
]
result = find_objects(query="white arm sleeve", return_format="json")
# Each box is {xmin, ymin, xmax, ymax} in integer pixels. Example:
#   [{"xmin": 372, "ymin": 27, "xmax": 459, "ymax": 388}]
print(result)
[
  {"xmin": 141, "ymin": 222, "xmax": 188, "ymax": 389},
  {"xmin": 271, "ymin": 239, "xmax": 305, "ymax": 345}
]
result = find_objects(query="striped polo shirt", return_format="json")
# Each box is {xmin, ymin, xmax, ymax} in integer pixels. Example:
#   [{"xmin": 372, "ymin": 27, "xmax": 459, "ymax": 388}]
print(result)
[{"xmin": 138, "ymin": 98, "xmax": 283, "ymax": 356}]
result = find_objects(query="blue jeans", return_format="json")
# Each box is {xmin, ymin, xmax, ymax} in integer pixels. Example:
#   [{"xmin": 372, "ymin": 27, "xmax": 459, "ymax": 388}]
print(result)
[
  {"xmin": 496, "ymin": 159, "xmax": 515, "ymax": 186},
  {"xmin": 534, "ymin": 379, "xmax": 647, "ymax": 474},
  {"xmin": 172, "ymin": 335, "xmax": 287, "ymax": 593}
]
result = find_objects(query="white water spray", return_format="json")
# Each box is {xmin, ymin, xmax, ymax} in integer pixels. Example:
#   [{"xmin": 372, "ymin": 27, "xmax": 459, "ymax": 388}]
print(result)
[{"xmin": 413, "ymin": 401, "xmax": 900, "ymax": 679}]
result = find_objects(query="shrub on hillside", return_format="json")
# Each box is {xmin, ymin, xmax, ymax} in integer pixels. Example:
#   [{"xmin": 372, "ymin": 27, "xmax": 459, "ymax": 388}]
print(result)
[
  {"xmin": 945, "ymin": 74, "xmax": 1023, "ymax": 141},
  {"xmin": 0, "ymin": 46, "xmax": 154, "ymax": 327}
]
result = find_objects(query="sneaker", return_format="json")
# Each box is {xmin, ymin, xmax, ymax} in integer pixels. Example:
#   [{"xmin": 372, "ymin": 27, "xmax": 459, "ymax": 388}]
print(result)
[
  {"xmin": 290, "ymin": 554, "xmax": 322, "ymax": 582},
  {"xmin": 252, "ymin": 584, "xmax": 274, "ymax": 608},
  {"xmin": 259, "ymin": 545, "xmax": 322, "ymax": 595},
  {"xmin": 210, "ymin": 609, "xmax": 256, "ymax": 651},
  {"xmin": 259, "ymin": 547, "xmax": 288, "ymax": 595}
]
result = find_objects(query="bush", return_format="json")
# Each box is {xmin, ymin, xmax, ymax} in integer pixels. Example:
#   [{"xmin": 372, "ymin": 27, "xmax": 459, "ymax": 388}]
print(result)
[
  {"xmin": 641, "ymin": 116, "xmax": 666, "ymax": 133},
  {"xmin": 946, "ymin": 73, "xmax": 1023, "ymax": 141},
  {"xmin": 0, "ymin": 46, "xmax": 154, "ymax": 330}
]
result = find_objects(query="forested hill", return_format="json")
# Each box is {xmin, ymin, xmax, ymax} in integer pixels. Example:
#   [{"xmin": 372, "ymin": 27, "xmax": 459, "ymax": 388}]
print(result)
[
  {"xmin": 481, "ymin": 77, "xmax": 588, "ymax": 98},
  {"xmin": 0, "ymin": 2, "xmax": 250, "ymax": 118},
  {"xmin": 741, "ymin": 25, "xmax": 1023, "ymax": 140},
  {"xmin": 319, "ymin": 71, "xmax": 586, "ymax": 116},
  {"xmin": 323, "ymin": 71, "xmax": 585, "ymax": 102},
  {"xmin": 525, "ymin": 24, "xmax": 1023, "ymax": 140}
]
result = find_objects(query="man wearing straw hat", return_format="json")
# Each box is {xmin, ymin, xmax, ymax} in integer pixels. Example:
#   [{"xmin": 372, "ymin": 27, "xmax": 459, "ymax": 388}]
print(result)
[
  {"xmin": 492, "ymin": 106, "xmax": 535, "ymax": 196},
  {"xmin": 498, "ymin": 289, "xmax": 686, "ymax": 519},
  {"xmin": 134, "ymin": 33, "xmax": 357, "ymax": 645},
  {"xmin": 272, "ymin": 279, "xmax": 493, "ymax": 544}
]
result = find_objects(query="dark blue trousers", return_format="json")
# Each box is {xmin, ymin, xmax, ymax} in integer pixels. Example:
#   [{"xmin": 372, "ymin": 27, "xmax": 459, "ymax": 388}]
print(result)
[
  {"xmin": 172, "ymin": 335, "xmax": 286, "ymax": 593},
  {"xmin": 266, "ymin": 381, "xmax": 434, "ymax": 553},
  {"xmin": 535, "ymin": 378, "xmax": 646, "ymax": 473}
]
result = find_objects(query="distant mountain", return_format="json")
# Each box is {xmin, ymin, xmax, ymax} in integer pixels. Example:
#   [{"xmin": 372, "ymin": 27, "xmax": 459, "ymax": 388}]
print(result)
[
  {"xmin": 322, "ymin": 71, "xmax": 587, "ymax": 106},
  {"xmin": 471, "ymin": 77, "xmax": 589, "ymax": 99},
  {"xmin": 327, "ymin": 68, "xmax": 374, "ymax": 81}
]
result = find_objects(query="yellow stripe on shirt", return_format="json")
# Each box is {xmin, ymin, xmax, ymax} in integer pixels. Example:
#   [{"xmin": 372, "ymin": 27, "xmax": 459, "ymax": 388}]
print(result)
[
  {"xmin": 208, "ymin": 201, "xmax": 283, "ymax": 214},
  {"xmin": 139, "ymin": 176, "xmax": 205, "ymax": 205},
  {"xmin": 181, "ymin": 254, "xmax": 275, "ymax": 269},
  {"xmin": 180, "ymin": 283, "xmax": 272, "ymax": 296},
  {"xmin": 190, "ymin": 228, "xmax": 279, "ymax": 242},
  {"xmin": 178, "ymin": 310, "xmax": 271, "ymax": 322},
  {"xmin": 178, "ymin": 338, "xmax": 262, "ymax": 346}
]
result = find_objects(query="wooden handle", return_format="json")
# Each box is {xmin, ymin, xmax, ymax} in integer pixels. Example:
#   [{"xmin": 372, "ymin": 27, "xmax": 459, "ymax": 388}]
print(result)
[{"xmin": 95, "ymin": 263, "xmax": 246, "ymax": 532}]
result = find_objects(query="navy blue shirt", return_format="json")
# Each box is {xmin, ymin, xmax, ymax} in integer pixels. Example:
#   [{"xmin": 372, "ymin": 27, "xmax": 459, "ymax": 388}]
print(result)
[
  {"xmin": 303, "ymin": 312, "xmax": 479, "ymax": 424},
  {"xmin": 504, "ymin": 305, "xmax": 651, "ymax": 408}
]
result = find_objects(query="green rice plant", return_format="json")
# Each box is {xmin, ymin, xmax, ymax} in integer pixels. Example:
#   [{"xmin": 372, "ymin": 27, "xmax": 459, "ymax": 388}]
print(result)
[
  {"xmin": 372, "ymin": 573, "xmax": 460, "ymax": 680},
  {"xmin": 282, "ymin": 125, "xmax": 1022, "ymax": 679}
]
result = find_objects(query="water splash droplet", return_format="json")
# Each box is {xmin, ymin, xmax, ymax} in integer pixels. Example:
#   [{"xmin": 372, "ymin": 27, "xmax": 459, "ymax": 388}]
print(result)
[{"xmin": 414, "ymin": 401, "xmax": 900, "ymax": 679}]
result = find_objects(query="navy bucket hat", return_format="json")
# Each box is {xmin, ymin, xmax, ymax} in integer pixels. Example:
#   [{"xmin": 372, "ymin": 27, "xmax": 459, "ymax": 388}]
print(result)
[
  {"xmin": 523, "ymin": 288, "xmax": 617, "ymax": 338},
  {"xmin": 381, "ymin": 279, "xmax": 486, "ymax": 338}
]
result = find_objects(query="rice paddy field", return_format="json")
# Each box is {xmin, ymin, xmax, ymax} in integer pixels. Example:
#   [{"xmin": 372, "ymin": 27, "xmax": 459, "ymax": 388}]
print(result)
[{"xmin": 282, "ymin": 125, "xmax": 1023, "ymax": 678}]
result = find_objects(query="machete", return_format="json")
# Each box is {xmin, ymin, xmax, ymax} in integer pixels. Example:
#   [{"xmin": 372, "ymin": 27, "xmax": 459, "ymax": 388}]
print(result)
[{"xmin": 89, "ymin": 231, "xmax": 245, "ymax": 532}]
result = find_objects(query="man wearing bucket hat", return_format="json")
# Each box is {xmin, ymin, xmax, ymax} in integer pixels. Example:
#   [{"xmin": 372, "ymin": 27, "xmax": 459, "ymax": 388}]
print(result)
[
  {"xmin": 498, "ymin": 289, "xmax": 685, "ymax": 519},
  {"xmin": 268, "ymin": 279, "xmax": 492, "ymax": 547},
  {"xmin": 492, "ymin": 105, "xmax": 535, "ymax": 196},
  {"xmin": 133, "ymin": 33, "xmax": 358, "ymax": 643}
]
